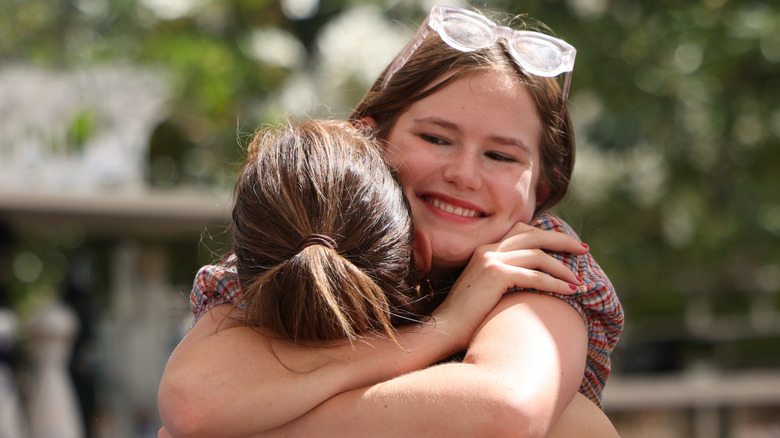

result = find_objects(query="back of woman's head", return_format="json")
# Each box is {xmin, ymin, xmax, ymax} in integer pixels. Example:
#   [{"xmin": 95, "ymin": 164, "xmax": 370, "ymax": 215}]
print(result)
[
  {"xmin": 230, "ymin": 118, "xmax": 423, "ymax": 344},
  {"xmin": 351, "ymin": 10, "xmax": 574, "ymax": 213}
]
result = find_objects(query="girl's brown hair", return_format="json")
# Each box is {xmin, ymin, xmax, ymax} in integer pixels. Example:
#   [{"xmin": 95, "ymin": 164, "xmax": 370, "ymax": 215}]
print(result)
[
  {"xmin": 230, "ymin": 118, "xmax": 426, "ymax": 344},
  {"xmin": 351, "ymin": 18, "xmax": 575, "ymax": 213}
]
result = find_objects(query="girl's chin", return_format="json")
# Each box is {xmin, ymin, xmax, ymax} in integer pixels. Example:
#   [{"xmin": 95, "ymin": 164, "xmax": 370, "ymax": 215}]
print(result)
[{"xmin": 426, "ymin": 237, "xmax": 483, "ymax": 270}]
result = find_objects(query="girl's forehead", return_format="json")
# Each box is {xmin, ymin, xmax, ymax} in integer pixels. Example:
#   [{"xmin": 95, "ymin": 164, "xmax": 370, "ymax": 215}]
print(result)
[
  {"xmin": 418, "ymin": 71, "xmax": 538, "ymax": 119},
  {"xmin": 421, "ymin": 68, "xmax": 524, "ymax": 96}
]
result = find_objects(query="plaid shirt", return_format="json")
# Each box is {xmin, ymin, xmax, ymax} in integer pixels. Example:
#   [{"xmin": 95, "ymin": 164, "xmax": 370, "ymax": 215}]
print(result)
[
  {"xmin": 189, "ymin": 256, "xmax": 241, "ymax": 321},
  {"xmin": 189, "ymin": 212, "xmax": 623, "ymax": 407},
  {"xmin": 527, "ymin": 213, "xmax": 623, "ymax": 407}
]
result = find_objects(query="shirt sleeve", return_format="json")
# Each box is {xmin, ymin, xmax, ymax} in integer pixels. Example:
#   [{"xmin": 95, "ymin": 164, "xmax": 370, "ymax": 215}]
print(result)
[
  {"xmin": 189, "ymin": 261, "xmax": 243, "ymax": 322},
  {"xmin": 527, "ymin": 212, "xmax": 624, "ymax": 408}
]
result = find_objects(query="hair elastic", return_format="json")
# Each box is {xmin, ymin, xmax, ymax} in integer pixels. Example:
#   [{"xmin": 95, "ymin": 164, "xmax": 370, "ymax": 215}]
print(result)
[{"xmin": 297, "ymin": 234, "xmax": 338, "ymax": 252}]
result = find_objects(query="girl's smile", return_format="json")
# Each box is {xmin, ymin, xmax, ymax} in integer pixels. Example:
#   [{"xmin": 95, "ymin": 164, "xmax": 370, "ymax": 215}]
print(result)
[
  {"xmin": 422, "ymin": 193, "xmax": 486, "ymax": 220},
  {"xmin": 384, "ymin": 71, "xmax": 546, "ymax": 272}
]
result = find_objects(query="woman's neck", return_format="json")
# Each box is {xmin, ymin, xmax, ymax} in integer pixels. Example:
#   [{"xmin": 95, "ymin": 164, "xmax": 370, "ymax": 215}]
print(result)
[{"xmin": 425, "ymin": 267, "xmax": 462, "ymax": 292}]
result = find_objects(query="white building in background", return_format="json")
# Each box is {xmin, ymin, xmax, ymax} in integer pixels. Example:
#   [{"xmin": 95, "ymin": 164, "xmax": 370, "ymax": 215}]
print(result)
[
  {"xmin": 0, "ymin": 66, "xmax": 168, "ymax": 193},
  {"xmin": 0, "ymin": 65, "xmax": 230, "ymax": 438}
]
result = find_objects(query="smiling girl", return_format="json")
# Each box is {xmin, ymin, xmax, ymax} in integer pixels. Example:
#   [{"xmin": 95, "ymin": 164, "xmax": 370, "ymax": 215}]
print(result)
[{"xmin": 158, "ymin": 4, "xmax": 622, "ymax": 437}]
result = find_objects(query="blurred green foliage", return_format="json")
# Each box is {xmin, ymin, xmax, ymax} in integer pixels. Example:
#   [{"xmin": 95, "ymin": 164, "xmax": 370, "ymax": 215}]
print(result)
[
  {"xmin": 1, "ymin": 0, "xmax": 778, "ymax": 373},
  {"xmin": 66, "ymin": 107, "xmax": 98, "ymax": 154}
]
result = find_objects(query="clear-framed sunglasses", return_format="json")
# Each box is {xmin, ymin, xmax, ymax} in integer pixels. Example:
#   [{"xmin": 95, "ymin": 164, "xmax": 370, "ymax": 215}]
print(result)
[{"xmin": 381, "ymin": 4, "xmax": 576, "ymax": 110}]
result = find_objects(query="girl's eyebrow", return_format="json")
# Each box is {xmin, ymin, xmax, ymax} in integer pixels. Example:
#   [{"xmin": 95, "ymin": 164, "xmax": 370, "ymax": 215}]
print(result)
[
  {"xmin": 413, "ymin": 116, "xmax": 532, "ymax": 155},
  {"xmin": 412, "ymin": 116, "xmax": 461, "ymax": 133},
  {"xmin": 490, "ymin": 134, "xmax": 532, "ymax": 155}
]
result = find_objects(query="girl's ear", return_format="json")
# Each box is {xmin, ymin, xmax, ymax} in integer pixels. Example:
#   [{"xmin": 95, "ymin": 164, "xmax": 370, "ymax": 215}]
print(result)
[
  {"xmin": 355, "ymin": 116, "xmax": 378, "ymax": 130},
  {"xmin": 536, "ymin": 181, "xmax": 551, "ymax": 208}
]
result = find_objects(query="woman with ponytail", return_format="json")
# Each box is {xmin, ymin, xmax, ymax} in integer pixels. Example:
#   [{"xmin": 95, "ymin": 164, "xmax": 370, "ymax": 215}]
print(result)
[{"xmin": 160, "ymin": 118, "xmax": 585, "ymax": 437}]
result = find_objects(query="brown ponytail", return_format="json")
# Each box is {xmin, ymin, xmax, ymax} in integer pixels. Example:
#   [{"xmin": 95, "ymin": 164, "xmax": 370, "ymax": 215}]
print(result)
[{"xmin": 230, "ymin": 118, "xmax": 426, "ymax": 345}]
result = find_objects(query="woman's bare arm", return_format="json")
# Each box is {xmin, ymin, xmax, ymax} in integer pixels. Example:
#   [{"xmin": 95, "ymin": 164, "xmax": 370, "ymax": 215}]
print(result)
[
  {"xmin": 244, "ymin": 292, "xmax": 589, "ymax": 438},
  {"xmin": 158, "ymin": 225, "xmax": 590, "ymax": 438},
  {"xmin": 159, "ymin": 390, "xmax": 618, "ymax": 438},
  {"xmin": 550, "ymin": 392, "xmax": 621, "ymax": 438},
  {"xmin": 158, "ymin": 303, "xmax": 470, "ymax": 438}
]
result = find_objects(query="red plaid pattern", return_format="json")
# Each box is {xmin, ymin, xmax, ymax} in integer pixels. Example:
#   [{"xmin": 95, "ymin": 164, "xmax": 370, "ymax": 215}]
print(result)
[
  {"xmin": 528, "ymin": 213, "xmax": 624, "ymax": 407},
  {"xmin": 189, "ymin": 258, "xmax": 242, "ymax": 321}
]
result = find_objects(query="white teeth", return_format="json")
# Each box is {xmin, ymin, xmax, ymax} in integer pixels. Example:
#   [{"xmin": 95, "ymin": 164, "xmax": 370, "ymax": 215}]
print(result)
[{"xmin": 428, "ymin": 198, "xmax": 480, "ymax": 218}]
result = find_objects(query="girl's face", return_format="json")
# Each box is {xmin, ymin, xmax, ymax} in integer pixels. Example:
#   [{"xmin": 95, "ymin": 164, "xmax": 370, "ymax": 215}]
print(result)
[{"xmin": 384, "ymin": 71, "xmax": 545, "ymax": 273}]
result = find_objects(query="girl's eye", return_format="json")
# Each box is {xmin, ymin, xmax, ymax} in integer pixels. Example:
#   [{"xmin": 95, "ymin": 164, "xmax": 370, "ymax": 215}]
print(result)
[
  {"xmin": 485, "ymin": 151, "xmax": 517, "ymax": 163},
  {"xmin": 419, "ymin": 134, "xmax": 450, "ymax": 145}
]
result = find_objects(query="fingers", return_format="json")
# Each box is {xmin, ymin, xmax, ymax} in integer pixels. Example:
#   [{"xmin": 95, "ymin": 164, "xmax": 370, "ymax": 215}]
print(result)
[
  {"xmin": 456, "ymin": 221, "xmax": 590, "ymax": 299},
  {"xmin": 488, "ymin": 250, "xmax": 582, "ymax": 295},
  {"xmin": 496, "ymin": 222, "xmax": 589, "ymax": 256},
  {"xmin": 508, "ymin": 266, "xmax": 581, "ymax": 296}
]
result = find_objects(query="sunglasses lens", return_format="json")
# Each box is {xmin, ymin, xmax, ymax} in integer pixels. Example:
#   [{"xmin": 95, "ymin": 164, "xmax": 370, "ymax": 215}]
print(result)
[
  {"xmin": 439, "ymin": 15, "xmax": 494, "ymax": 51},
  {"xmin": 512, "ymin": 38, "xmax": 565, "ymax": 76}
]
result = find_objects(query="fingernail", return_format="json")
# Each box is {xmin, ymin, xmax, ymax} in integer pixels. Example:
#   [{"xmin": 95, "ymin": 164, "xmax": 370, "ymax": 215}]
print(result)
[
  {"xmin": 569, "ymin": 284, "xmax": 578, "ymax": 291},
  {"xmin": 576, "ymin": 276, "xmax": 583, "ymax": 283},
  {"xmin": 581, "ymin": 243, "xmax": 589, "ymax": 250}
]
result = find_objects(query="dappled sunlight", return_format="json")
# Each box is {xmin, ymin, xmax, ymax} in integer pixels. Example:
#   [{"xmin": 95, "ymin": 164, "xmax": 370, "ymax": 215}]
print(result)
[
  {"xmin": 242, "ymin": 28, "xmax": 307, "ymax": 69},
  {"xmin": 281, "ymin": 0, "xmax": 319, "ymax": 20},
  {"xmin": 139, "ymin": 0, "xmax": 205, "ymax": 21},
  {"xmin": 314, "ymin": 5, "xmax": 408, "ymax": 108}
]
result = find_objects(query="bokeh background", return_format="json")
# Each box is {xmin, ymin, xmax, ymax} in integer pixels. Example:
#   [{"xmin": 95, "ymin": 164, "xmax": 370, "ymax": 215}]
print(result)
[{"xmin": 1, "ymin": 0, "xmax": 779, "ymax": 437}]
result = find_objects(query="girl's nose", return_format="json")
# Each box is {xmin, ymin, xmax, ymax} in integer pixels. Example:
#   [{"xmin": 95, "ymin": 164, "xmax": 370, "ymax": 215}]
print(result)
[{"xmin": 442, "ymin": 150, "xmax": 482, "ymax": 191}]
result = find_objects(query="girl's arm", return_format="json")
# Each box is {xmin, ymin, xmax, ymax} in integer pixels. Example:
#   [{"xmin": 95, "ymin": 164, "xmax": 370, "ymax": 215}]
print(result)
[
  {"xmin": 159, "ymin": 391, "xmax": 618, "ymax": 438},
  {"xmin": 550, "ymin": 391, "xmax": 621, "ymax": 437},
  {"xmin": 158, "ymin": 302, "xmax": 468, "ymax": 438},
  {"xmin": 246, "ymin": 222, "xmax": 601, "ymax": 437},
  {"xmin": 249, "ymin": 292, "xmax": 589, "ymax": 438},
  {"xmin": 158, "ymin": 224, "xmax": 591, "ymax": 438}
]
